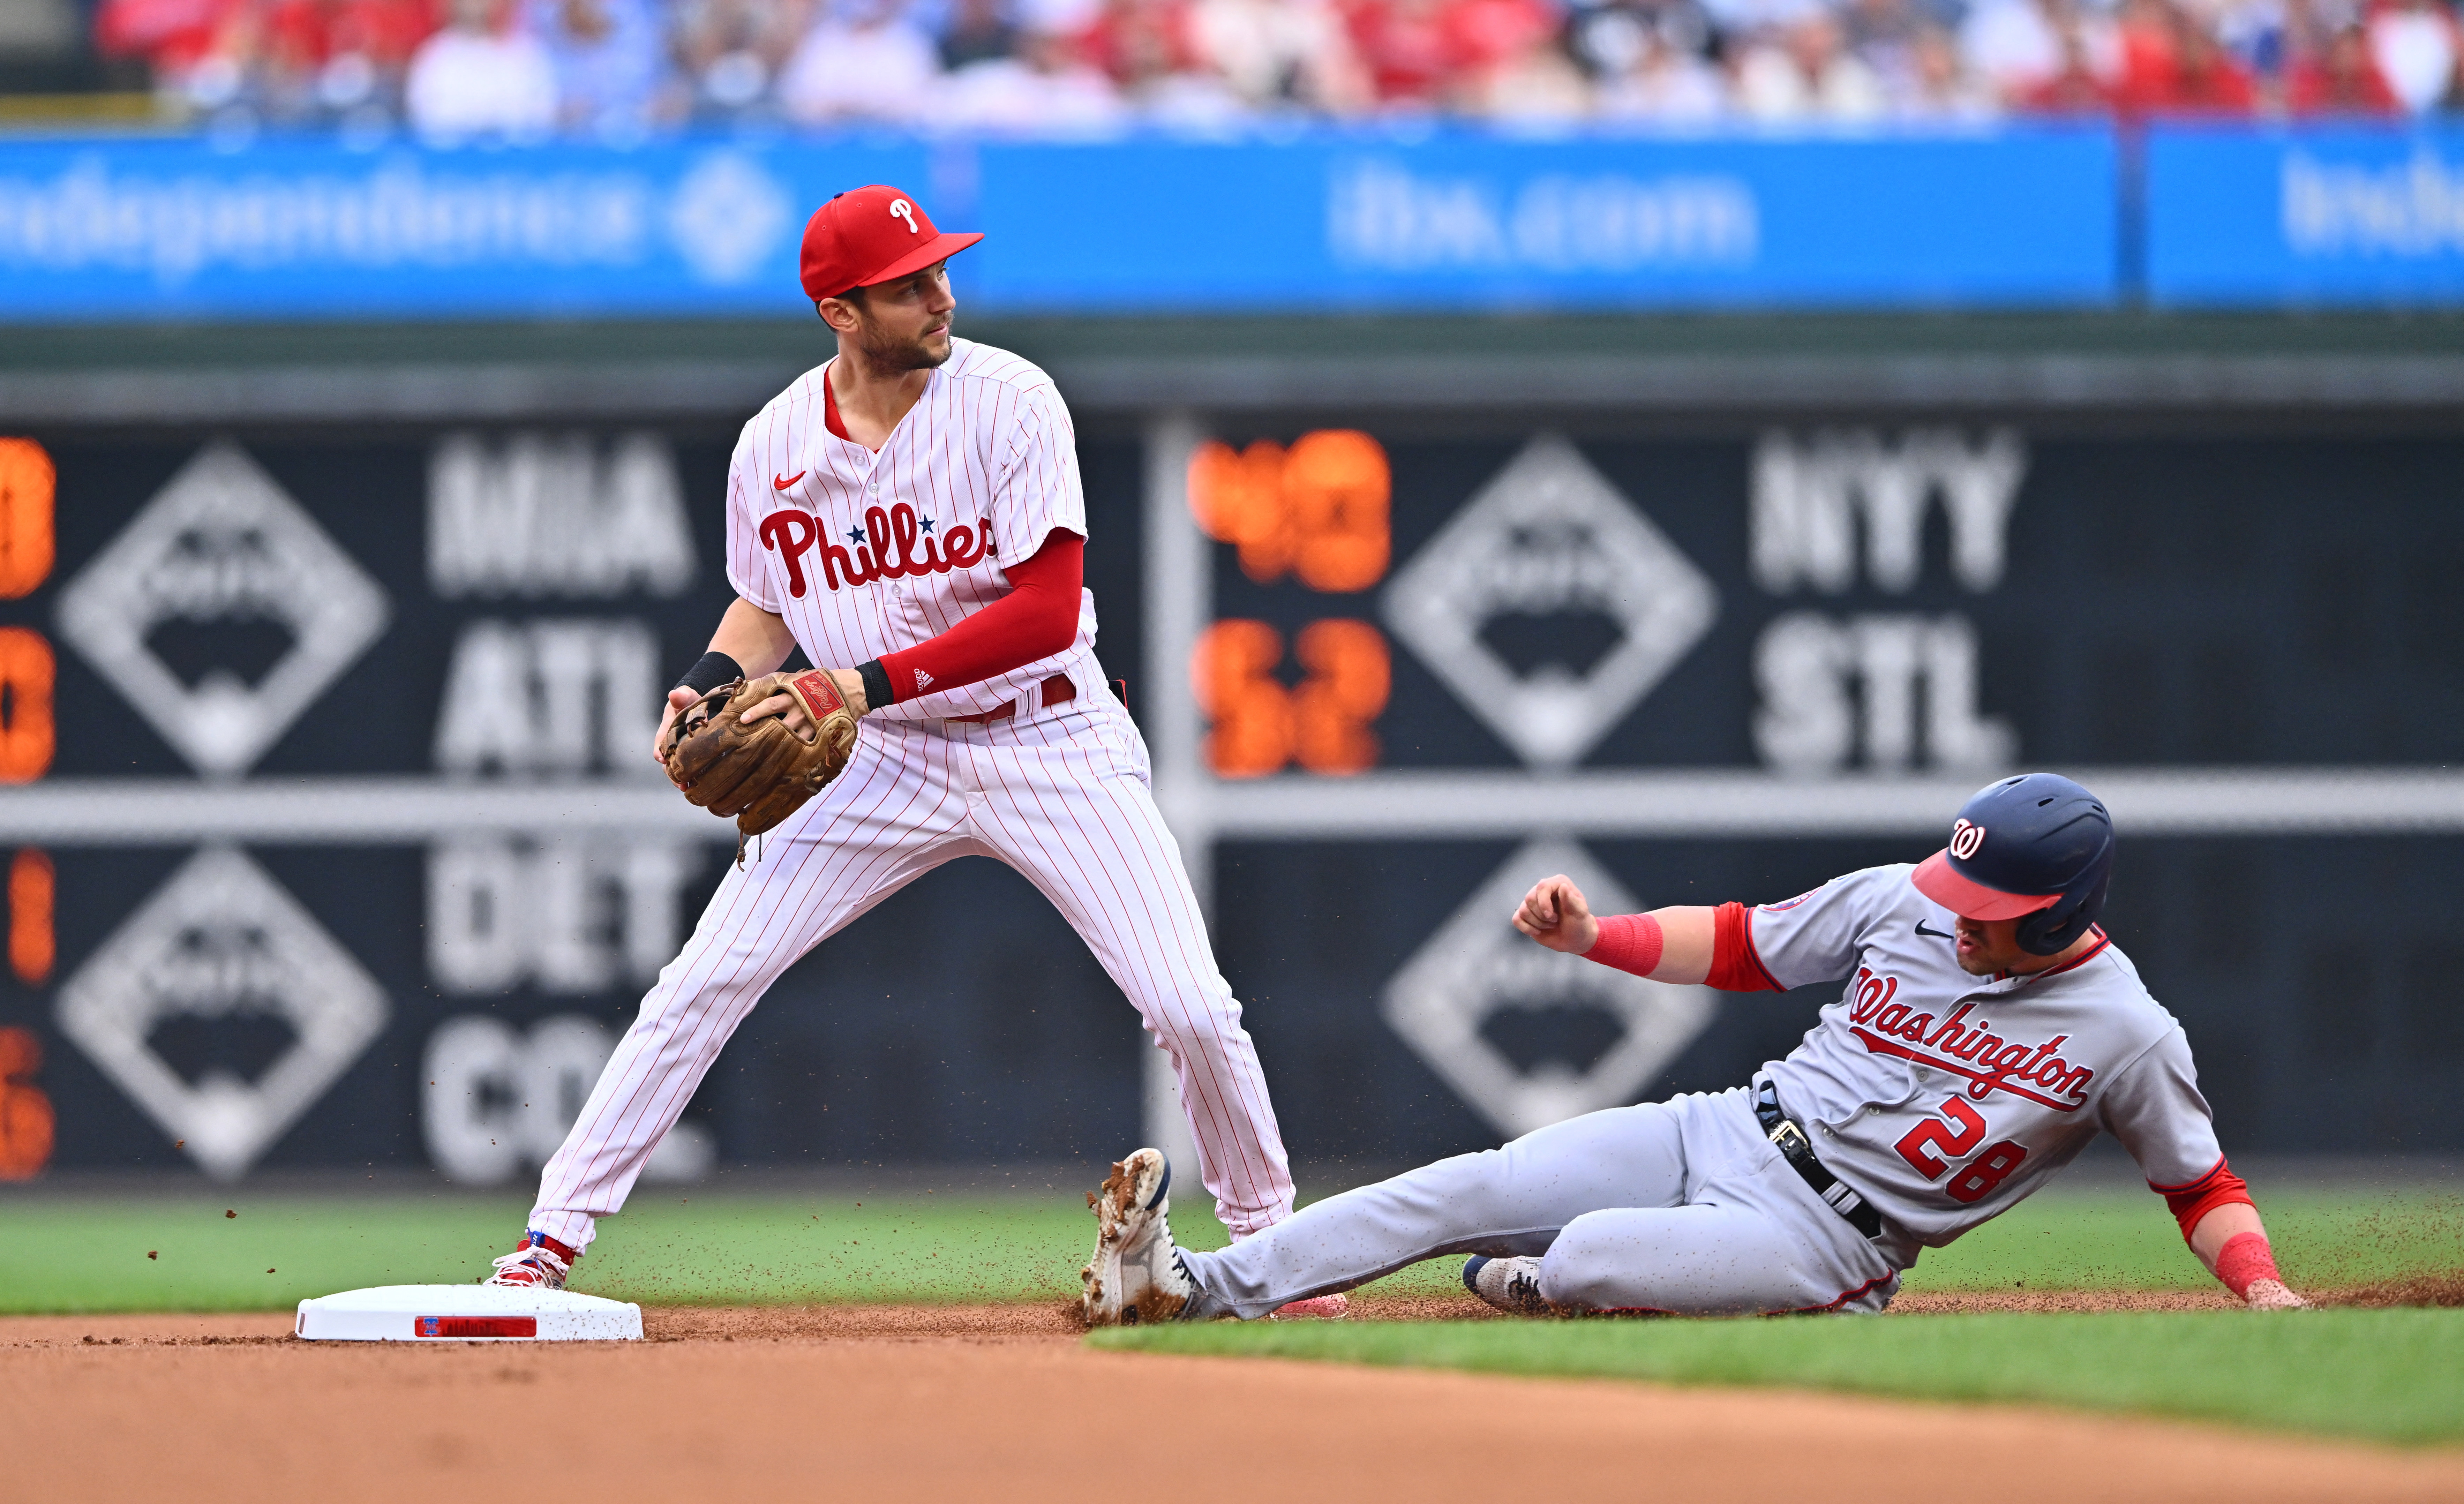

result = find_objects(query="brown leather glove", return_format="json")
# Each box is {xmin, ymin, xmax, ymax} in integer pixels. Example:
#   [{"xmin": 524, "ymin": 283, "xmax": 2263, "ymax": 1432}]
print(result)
[{"xmin": 662, "ymin": 670, "xmax": 859, "ymax": 837}]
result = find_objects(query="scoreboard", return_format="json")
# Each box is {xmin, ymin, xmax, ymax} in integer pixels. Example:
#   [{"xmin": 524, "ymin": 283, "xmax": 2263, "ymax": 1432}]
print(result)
[
  {"xmin": 1187, "ymin": 429, "xmax": 1395, "ymax": 780},
  {"xmin": 0, "ymin": 406, "xmax": 2458, "ymax": 1186},
  {"xmin": 0, "ymin": 438, "xmax": 52, "ymax": 1178},
  {"xmin": 1141, "ymin": 418, "xmax": 2464, "ymax": 1166}
]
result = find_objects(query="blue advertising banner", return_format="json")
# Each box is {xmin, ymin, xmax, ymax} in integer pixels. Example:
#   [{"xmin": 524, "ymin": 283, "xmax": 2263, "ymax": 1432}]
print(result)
[
  {"xmin": 971, "ymin": 130, "xmax": 2120, "ymax": 311},
  {"xmin": 2146, "ymin": 124, "xmax": 2464, "ymax": 306},
  {"xmin": 0, "ymin": 128, "xmax": 2119, "ymax": 321},
  {"xmin": 0, "ymin": 136, "xmax": 930, "ymax": 321}
]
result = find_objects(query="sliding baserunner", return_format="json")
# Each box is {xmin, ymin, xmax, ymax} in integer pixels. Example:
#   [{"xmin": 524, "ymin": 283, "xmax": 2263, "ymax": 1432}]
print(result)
[{"xmin": 1079, "ymin": 773, "xmax": 2307, "ymax": 1322}]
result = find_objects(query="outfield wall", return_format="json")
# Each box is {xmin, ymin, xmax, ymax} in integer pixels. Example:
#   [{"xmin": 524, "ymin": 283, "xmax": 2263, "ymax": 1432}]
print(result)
[
  {"xmin": 0, "ymin": 341, "xmax": 2456, "ymax": 1186},
  {"xmin": 6, "ymin": 124, "xmax": 2464, "ymax": 319}
]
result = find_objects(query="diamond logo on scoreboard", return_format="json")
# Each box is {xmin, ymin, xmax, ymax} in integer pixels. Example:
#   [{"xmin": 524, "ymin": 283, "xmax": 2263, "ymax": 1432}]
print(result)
[
  {"xmin": 1383, "ymin": 433, "xmax": 1717, "ymax": 769},
  {"xmin": 57, "ymin": 441, "xmax": 390, "ymax": 777},
  {"xmin": 1383, "ymin": 840, "xmax": 1715, "ymax": 1138},
  {"xmin": 55, "ymin": 848, "xmax": 390, "ymax": 1180}
]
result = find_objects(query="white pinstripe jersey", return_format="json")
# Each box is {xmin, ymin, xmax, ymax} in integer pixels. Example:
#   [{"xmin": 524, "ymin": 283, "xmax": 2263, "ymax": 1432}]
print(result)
[{"xmin": 723, "ymin": 338, "xmax": 1098, "ymax": 722}]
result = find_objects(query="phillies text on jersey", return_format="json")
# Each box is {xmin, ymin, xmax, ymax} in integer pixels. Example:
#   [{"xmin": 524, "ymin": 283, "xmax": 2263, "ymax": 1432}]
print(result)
[
  {"xmin": 725, "ymin": 338, "xmax": 1098, "ymax": 718},
  {"xmin": 1752, "ymin": 864, "xmax": 2226, "ymax": 1247}
]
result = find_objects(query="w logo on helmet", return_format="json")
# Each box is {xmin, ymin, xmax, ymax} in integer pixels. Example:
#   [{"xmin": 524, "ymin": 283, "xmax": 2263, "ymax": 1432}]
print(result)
[{"xmin": 1949, "ymin": 818, "xmax": 1986, "ymax": 860}]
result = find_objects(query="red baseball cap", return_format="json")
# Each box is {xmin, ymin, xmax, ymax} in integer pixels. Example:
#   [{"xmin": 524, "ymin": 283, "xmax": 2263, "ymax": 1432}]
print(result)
[{"xmin": 799, "ymin": 185, "xmax": 983, "ymax": 302}]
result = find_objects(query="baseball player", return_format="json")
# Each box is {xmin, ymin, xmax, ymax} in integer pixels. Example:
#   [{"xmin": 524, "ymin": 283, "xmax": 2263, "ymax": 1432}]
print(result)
[
  {"xmin": 483, "ymin": 185, "xmax": 1331, "ymax": 1311},
  {"xmin": 1081, "ymin": 773, "xmax": 2309, "ymax": 1322}
]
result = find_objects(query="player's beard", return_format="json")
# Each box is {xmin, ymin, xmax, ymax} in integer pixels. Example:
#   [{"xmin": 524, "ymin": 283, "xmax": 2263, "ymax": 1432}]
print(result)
[{"xmin": 845, "ymin": 310, "xmax": 953, "ymax": 377}]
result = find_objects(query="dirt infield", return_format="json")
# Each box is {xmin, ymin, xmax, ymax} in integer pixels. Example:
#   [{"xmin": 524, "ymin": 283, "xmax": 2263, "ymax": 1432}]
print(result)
[{"xmin": 5, "ymin": 1296, "xmax": 2462, "ymax": 1503}]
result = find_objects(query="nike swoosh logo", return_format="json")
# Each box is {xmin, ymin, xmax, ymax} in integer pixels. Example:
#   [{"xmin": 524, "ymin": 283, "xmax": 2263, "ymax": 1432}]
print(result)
[
  {"xmin": 773, "ymin": 471, "xmax": 806, "ymax": 492},
  {"xmin": 1915, "ymin": 921, "xmax": 1953, "ymax": 939}
]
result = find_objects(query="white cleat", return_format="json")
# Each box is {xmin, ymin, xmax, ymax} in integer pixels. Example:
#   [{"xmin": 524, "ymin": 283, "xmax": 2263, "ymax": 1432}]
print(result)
[
  {"xmin": 1080, "ymin": 1148, "xmax": 1198, "ymax": 1327},
  {"xmin": 1463, "ymin": 1255, "xmax": 1555, "ymax": 1317}
]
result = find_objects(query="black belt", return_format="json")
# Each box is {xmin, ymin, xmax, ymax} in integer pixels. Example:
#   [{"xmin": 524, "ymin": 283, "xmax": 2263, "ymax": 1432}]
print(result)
[{"xmin": 1753, "ymin": 1077, "xmax": 1884, "ymax": 1240}]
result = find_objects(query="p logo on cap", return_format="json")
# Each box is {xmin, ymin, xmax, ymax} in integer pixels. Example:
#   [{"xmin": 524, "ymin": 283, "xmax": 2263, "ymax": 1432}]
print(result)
[{"xmin": 799, "ymin": 185, "xmax": 983, "ymax": 302}]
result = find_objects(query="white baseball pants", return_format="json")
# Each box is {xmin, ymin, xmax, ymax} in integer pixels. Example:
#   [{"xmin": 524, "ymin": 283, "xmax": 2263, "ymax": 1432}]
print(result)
[
  {"xmin": 530, "ymin": 690, "xmax": 1297, "ymax": 1253},
  {"xmin": 1178, "ymin": 1088, "xmax": 1908, "ymax": 1318}
]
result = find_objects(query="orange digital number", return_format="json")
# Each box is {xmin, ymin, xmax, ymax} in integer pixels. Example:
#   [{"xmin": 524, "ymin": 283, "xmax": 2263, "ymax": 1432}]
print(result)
[
  {"xmin": 1192, "ymin": 619, "xmax": 1293, "ymax": 779},
  {"xmin": 0, "ymin": 439, "xmax": 55, "ymax": 600},
  {"xmin": 1193, "ymin": 618, "xmax": 1390, "ymax": 778},
  {"xmin": 9, "ymin": 849, "xmax": 52, "ymax": 985},
  {"xmin": 0, "ymin": 1025, "xmax": 54, "ymax": 1181},
  {"xmin": 0, "ymin": 628, "xmax": 52, "ymax": 784},
  {"xmin": 1281, "ymin": 431, "xmax": 1389, "ymax": 593},
  {"xmin": 1187, "ymin": 431, "xmax": 1390, "ymax": 592},
  {"xmin": 1290, "ymin": 620, "xmax": 1389, "ymax": 774},
  {"xmin": 1187, "ymin": 439, "xmax": 1293, "ymax": 584}
]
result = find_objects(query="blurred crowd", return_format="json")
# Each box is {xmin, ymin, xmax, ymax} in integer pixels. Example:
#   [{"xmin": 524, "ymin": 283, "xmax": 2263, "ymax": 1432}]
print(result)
[{"xmin": 90, "ymin": 0, "xmax": 2464, "ymax": 136}]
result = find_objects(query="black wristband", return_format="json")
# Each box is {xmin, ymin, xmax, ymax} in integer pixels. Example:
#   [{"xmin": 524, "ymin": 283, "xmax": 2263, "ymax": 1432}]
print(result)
[
  {"xmin": 676, "ymin": 651, "xmax": 743, "ymax": 698},
  {"xmin": 856, "ymin": 659, "xmax": 894, "ymax": 710}
]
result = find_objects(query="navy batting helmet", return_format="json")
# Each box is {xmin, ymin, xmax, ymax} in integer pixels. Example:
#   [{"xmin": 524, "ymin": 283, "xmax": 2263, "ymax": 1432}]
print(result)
[{"xmin": 1911, "ymin": 773, "xmax": 2114, "ymax": 956}]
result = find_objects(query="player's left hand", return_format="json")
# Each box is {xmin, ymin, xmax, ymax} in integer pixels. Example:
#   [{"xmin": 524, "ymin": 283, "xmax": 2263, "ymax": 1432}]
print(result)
[
  {"xmin": 2243, "ymin": 1279, "xmax": 2310, "ymax": 1310},
  {"xmin": 739, "ymin": 668, "xmax": 869, "ymax": 738}
]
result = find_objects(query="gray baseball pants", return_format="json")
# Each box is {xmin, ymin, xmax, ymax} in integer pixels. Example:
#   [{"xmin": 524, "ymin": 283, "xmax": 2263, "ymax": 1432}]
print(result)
[{"xmin": 1177, "ymin": 1087, "xmax": 1909, "ymax": 1319}]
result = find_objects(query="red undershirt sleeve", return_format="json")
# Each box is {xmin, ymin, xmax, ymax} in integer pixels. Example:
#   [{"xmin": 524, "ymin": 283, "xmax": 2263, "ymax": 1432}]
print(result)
[
  {"xmin": 2150, "ymin": 1157, "xmax": 2258, "ymax": 1243},
  {"xmin": 1705, "ymin": 901, "xmax": 1788, "ymax": 993},
  {"xmin": 874, "ymin": 530, "xmax": 1082, "ymax": 705}
]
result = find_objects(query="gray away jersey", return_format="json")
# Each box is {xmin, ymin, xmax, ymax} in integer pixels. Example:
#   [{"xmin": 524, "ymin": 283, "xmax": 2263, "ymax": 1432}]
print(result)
[{"xmin": 1756, "ymin": 864, "xmax": 2224, "ymax": 1247}]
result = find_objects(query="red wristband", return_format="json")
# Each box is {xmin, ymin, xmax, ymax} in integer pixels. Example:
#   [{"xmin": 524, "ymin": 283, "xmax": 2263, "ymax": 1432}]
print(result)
[
  {"xmin": 1585, "ymin": 913, "xmax": 1664, "ymax": 977},
  {"xmin": 2213, "ymin": 1232, "xmax": 2282, "ymax": 1300}
]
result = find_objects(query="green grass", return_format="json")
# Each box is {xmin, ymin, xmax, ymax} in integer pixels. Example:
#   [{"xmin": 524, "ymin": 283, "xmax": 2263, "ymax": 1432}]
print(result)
[
  {"xmin": 0, "ymin": 1189, "xmax": 1103, "ymax": 1314},
  {"xmin": 1090, "ymin": 1310, "xmax": 2464, "ymax": 1446},
  {"xmin": 1896, "ymin": 1185, "xmax": 2464, "ymax": 1294},
  {"xmin": 0, "ymin": 1180, "xmax": 2453, "ymax": 1316}
]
